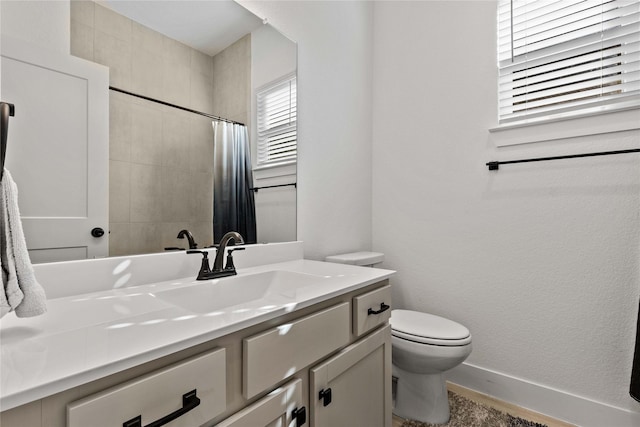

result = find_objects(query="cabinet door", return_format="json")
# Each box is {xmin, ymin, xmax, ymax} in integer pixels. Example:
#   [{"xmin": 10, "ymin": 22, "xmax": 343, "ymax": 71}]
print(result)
[
  {"xmin": 310, "ymin": 325, "xmax": 392, "ymax": 427},
  {"xmin": 216, "ymin": 379, "xmax": 305, "ymax": 427}
]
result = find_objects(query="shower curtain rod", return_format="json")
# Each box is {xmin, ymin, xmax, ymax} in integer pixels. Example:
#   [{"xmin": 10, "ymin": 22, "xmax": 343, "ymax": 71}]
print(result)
[
  {"xmin": 249, "ymin": 183, "xmax": 297, "ymax": 192},
  {"xmin": 109, "ymin": 86, "xmax": 244, "ymax": 126},
  {"xmin": 486, "ymin": 148, "xmax": 640, "ymax": 171}
]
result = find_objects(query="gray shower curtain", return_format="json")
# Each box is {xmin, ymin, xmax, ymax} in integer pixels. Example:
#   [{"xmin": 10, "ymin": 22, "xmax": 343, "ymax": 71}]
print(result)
[{"xmin": 212, "ymin": 122, "xmax": 256, "ymax": 244}]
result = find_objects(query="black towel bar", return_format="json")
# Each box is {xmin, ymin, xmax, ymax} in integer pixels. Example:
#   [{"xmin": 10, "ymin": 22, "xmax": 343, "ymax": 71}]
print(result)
[{"xmin": 487, "ymin": 148, "xmax": 640, "ymax": 171}]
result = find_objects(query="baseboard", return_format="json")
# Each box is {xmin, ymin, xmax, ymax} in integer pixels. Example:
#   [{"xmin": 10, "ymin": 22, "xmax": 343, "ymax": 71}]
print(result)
[{"xmin": 446, "ymin": 362, "xmax": 640, "ymax": 427}]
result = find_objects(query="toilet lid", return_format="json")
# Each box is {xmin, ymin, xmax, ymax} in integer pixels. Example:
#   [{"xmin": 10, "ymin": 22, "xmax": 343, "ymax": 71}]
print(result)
[{"xmin": 390, "ymin": 309, "xmax": 471, "ymax": 346}]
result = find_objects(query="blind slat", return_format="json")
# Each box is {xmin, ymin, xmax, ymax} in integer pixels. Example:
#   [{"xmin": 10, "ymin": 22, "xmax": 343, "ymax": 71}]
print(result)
[
  {"xmin": 256, "ymin": 75, "xmax": 297, "ymax": 165},
  {"xmin": 497, "ymin": 0, "xmax": 640, "ymax": 124}
]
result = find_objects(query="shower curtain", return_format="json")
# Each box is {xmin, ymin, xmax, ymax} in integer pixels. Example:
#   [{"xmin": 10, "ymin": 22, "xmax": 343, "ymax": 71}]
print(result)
[{"xmin": 212, "ymin": 121, "xmax": 256, "ymax": 244}]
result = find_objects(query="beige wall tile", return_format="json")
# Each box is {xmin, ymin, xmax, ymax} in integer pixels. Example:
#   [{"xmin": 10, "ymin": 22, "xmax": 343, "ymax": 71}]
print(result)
[
  {"xmin": 94, "ymin": 30, "xmax": 131, "ymax": 88},
  {"xmin": 131, "ymin": 49, "xmax": 163, "ymax": 98},
  {"xmin": 71, "ymin": 0, "xmax": 94, "ymax": 27},
  {"xmin": 191, "ymin": 49, "xmax": 213, "ymax": 81},
  {"xmin": 109, "ymin": 160, "xmax": 130, "ymax": 223},
  {"xmin": 131, "ymin": 102, "xmax": 163, "ymax": 165},
  {"xmin": 163, "ymin": 59, "xmax": 191, "ymax": 107},
  {"xmin": 212, "ymin": 35, "xmax": 250, "ymax": 123},
  {"xmin": 108, "ymin": 222, "xmax": 131, "ymax": 257},
  {"xmin": 132, "ymin": 21, "xmax": 164, "ymax": 55},
  {"xmin": 130, "ymin": 164, "xmax": 163, "ymax": 223},
  {"xmin": 161, "ymin": 109, "xmax": 192, "ymax": 169},
  {"xmin": 191, "ymin": 170, "xmax": 214, "ymax": 223},
  {"xmin": 163, "ymin": 37, "xmax": 191, "ymax": 65},
  {"xmin": 94, "ymin": 3, "xmax": 131, "ymax": 42},
  {"xmin": 161, "ymin": 167, "xmax": 193, "ymax": 223},
  {"xmin": 190, "ymin": 116, "xmax": 214, "ymax": 173},
  {"xmin": 70, "ymin": 20, "xmax": 94, "ymax": 61},
  {"xmin": 129, "ymin": 222, "xmax": 162, "ymax": 255},
  {"xmin": 109, "ymin": 92, "xmax": 132, "ymax": 161},
  {"xmin": 190, "ymin": 75, "xmax": 215, "ymax": 115}
]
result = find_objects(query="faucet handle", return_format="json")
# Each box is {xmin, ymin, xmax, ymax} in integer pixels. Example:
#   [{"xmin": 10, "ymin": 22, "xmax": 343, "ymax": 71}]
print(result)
[
  {"xmin": 225, "ymin": 247, "xmax": 245, "ymax": 271},
  {"xmin": 187, "ymin": 250, "xmax": 212, "ymax": 280}
]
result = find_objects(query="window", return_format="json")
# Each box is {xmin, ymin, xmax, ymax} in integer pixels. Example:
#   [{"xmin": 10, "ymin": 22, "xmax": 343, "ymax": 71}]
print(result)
[
  {"xmin": 256, "ymin": 74, "xmax": 297, "ymax": 167},
  {"xmin": 497, "ymin": 0, "xmax": 640, "ymax": 125}
]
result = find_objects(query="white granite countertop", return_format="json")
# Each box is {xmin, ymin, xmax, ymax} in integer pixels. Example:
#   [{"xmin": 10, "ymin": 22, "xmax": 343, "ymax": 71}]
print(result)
[{"xmin": 0, "ymin": 259, "xmax": 394, "ymax": 411}]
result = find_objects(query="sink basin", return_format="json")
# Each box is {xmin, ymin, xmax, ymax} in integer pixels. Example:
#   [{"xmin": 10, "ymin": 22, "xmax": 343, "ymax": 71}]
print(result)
[{"xmin": 154, "ymin": 270, "xmax": 324, "ymax": 314}]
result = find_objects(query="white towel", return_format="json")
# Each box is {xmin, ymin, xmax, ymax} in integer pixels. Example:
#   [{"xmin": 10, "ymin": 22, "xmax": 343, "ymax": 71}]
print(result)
[{"xmin": 0, "ymin": 169, "xmax": 47, "ymax": 318}]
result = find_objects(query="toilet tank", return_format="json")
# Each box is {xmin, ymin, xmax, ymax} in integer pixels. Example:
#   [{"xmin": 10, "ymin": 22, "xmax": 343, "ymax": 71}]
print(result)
[{"xmin": 325, "ymin": 251, "xmax": 384, "ymax": 267}]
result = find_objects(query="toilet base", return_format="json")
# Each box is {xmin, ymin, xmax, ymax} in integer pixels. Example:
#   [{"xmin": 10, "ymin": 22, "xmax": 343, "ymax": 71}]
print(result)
[{"xmin": 392, "ymin": 365, "xmax": 450, "ymax": 424}]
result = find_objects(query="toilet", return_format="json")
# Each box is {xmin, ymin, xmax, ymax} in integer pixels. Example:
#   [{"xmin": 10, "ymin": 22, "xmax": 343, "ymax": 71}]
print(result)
[
  {"xmin": 325, "ymin": 251, "xmax": 385, "ymax": 267},
  {"xmin": 324, "ymin": 252, "xmax": 472, "ymax": 424},
  {"xmin": 390, "ymin": 309, "xmax": 472, "ymax": 424}
]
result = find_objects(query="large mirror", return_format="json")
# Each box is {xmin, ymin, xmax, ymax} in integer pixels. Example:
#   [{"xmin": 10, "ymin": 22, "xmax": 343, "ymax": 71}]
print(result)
[{"xmin": 1, "ymin": 0, "xmax": 297, "ymax": 262}]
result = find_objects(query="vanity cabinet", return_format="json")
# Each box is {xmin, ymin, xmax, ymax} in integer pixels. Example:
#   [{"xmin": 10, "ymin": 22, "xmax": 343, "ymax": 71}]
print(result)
[
  {"xmin": 0, "ymin": 280, "xmax": 391, "ymax": 427},
  {"xmin": 66, "ymin": 348, "xmax": 226, "ymax": 427},
  {"xmin": 217, "ymin": 379, "xmax": 304, "ymax": 427},
  {"xmin": 310, "ymin": 325, "xmax": 392, "ymax": 427}
]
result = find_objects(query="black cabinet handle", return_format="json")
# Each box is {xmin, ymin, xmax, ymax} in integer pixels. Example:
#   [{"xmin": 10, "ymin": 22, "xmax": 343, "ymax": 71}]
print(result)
[
  {"xmin": 292, "ymin": 406, "xmax": 307, "ymax": 427},
  {"xmin": 367, "ymin": 303, "xmax": 390, "ymax": 316},
  {"xmin": 122, "ymin": 389, "xmax": 200, "ymax": 427},
  {"xmin": 319, "ymin": 388, "xmax": 332, "ymax": 407}
]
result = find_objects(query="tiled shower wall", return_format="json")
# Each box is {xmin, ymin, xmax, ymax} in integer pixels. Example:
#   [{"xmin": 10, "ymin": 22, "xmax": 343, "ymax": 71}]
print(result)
[{"xmin": 70, "ymin": 1, "xmax": 250, "ymax": 256}]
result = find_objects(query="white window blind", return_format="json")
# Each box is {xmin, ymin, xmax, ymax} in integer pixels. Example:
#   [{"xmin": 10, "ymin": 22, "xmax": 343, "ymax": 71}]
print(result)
[
  {"xmin": 256, "ymin": 75, "xmax": 297, "ymax": 166},
  {"xmin": 497, "ymin": 0, "xmax": 640, "ymax": 125}
]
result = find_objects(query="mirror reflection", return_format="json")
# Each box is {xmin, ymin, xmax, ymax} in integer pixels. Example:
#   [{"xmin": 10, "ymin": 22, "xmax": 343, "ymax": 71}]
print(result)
[{"xmin": 1, "ymin": 0, "xmax": 297, "ymax": 262}]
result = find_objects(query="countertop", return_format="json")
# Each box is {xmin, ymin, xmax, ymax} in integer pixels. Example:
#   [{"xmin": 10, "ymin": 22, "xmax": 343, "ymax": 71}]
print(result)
[{"xmin": 0, "ymin": 259, "xmax": 394, "ymax": 411}]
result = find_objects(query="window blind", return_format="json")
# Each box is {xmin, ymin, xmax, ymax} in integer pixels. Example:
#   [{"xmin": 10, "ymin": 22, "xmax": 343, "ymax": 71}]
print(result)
[
  {"xmin": 497, "ymin": 0, "xmax": 640, "ymax": 124},
  {"xmin": 256, "ymin": 75, "xmax": 297, "ymax": 166}
]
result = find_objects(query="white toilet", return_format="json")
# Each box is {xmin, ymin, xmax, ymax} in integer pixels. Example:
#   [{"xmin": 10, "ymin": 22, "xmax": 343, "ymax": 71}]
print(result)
[
  {"xmin": 390, "ymin": 309, "xmax": 472, "ymax": 424},
  {"xmin": 324, "ymin": 252, "xmax": 472, "ymax": 424}
]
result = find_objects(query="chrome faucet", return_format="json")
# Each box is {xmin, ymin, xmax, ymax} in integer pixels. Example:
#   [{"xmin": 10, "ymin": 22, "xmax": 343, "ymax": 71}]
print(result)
[
  {"xmin": 177, "ymin": 229, "xmax": 198, "ymax": 249},
  {"xmin": 187, "ymin": 231, "xmax": 245, "ymax": 280}
]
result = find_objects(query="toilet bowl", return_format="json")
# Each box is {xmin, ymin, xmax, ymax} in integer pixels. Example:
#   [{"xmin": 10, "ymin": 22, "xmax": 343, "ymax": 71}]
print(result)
[{"xmin": 391, "ymin": 309, "xmax": 472, "ymax": 424}]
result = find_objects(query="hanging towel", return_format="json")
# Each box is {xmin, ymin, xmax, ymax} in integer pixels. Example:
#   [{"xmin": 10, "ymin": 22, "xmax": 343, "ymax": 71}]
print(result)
[{"xmin": 0, "ymin": 169, "xmax": 46, "ymax": 318}]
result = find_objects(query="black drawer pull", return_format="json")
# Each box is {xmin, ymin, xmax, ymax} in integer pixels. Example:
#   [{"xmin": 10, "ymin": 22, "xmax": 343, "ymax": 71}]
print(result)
[
  {"xmin": 292, "ymin": 406, "xmax": 307, "ymax": 426},
  {"xmin": 367, "ymin": 303, "xmax": 390, "ymax": 316},
  {"xmin": 123, "ymin": 389, "xmax": 200, "ymax": 427}
]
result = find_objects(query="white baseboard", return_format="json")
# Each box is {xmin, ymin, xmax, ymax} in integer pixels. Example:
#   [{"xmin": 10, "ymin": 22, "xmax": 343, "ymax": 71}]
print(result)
[{"xmin": 446, "ymin": 362, "xmax": 640, "ymax": 427}]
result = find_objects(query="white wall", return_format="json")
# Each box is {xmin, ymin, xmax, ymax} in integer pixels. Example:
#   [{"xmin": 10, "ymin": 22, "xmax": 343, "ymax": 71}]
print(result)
[
  {"xmin": 372, "ymin": 1, "xmax": 640, "ymax": 425},
  {"xmin": 239, "ymin": 0, "xmax": 374, "ymax": 260}
]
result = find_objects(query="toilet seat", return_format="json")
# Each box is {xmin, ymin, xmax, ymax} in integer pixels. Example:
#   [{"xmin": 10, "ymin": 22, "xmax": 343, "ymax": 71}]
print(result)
[{"xmin": 390, "ymin": 309, "xmax": 471, "ymax": 346}]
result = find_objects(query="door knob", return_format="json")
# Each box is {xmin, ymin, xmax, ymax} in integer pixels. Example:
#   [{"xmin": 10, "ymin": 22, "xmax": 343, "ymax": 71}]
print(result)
[{"xmin": 91, "ymin": 227, "xmax": 105, "ymax": 238}]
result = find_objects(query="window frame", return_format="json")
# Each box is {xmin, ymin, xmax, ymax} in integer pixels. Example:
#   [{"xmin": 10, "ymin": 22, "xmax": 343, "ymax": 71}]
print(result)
[{"xmin": 255, "ymin": 73, "xmax": 297, "ymax": 169}]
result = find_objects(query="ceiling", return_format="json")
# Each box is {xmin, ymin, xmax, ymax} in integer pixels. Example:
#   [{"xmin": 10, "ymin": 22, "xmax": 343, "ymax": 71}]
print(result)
[{"xmin": 98, "ymin": 0, "xmax": 264, "ymax": 56}]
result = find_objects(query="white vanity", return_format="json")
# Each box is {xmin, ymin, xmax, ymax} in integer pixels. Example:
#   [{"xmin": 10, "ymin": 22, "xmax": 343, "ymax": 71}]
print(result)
[{"xmin": 0, "ymin": 242, "xmax": 394, "ymax": 427}]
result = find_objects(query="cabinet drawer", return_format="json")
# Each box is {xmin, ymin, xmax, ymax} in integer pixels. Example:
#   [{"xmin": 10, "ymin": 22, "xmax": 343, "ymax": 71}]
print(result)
[
  {"xmin": 67, "ymin": 348, "xmax": 226, "ymax": 427},
  {"xmin": 217, "ymin": 379, "xmax": 303, "ymax": 427},
  {"xmin": 353, "ymin": 284, "xmax": 391, "ymax": 336},
  {"xmin": 243, "ymin": 303, "xmax": 350, "ymax": 399}
]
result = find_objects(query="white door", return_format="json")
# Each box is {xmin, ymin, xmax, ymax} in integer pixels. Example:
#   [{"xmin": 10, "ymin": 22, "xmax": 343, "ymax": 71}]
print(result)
[{"xmin": 1, "ymin": 36, "xmax": 109, "ymax": 263}]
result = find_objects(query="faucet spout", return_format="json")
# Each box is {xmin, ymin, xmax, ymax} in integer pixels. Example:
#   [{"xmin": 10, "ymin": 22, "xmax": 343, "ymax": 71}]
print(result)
[
  {"xmin": 213, "ymin": 231, "xmax": 244, "ymax": 271},
  {"xmin": 177, "ymin": 229, "xmax": 198, "ymax": 249}
]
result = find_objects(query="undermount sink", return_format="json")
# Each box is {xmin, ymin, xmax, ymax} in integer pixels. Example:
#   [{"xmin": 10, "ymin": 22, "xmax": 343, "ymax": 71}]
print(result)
[{"xmin": 154, "ymin": 270, "xmax": 324, "ymax": 314}]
